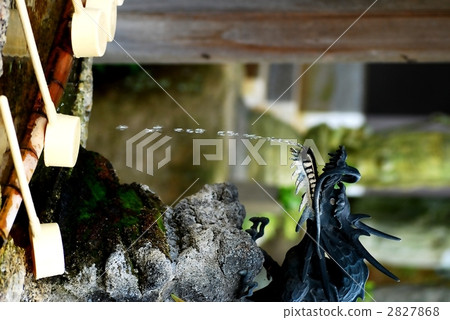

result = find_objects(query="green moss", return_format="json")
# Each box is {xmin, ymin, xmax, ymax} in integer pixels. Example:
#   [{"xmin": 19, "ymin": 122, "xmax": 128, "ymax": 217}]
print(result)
[
  {"xmin": 118, "ymin": 214, "xmax": 140, "ymax": 228},
  {"xmin": 28, "ymin": 148, "xmax": 170, "ymax": 273},
  {"xmin": 76, "ymin": 176, "xmax": 108, "ymax": 222},
  {"xmin": 78, "ymin": 208, "xmax": 92, "ymax": 221},
  {"xmin": 88, "ymin": 178, "xmax": 107, "ymax": 202},
  {"xmin": 156, "ymin": 215, "xmax": 166, "ymax": 233},
  {"xmin": 118, "ymin": 188, "xmax": 143, "ymax": 213}
]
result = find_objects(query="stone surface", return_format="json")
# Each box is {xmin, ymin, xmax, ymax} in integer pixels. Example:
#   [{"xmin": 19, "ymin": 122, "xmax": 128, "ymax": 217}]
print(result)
[
  {"xmin": 134, "ymin": 242, "xmax": 173, "ymax": 300},
  {"xmin": 105, "ymin": 243, "xmax": 142, "ymax": 301},
  {"xmin": 63, "ymin": 264, "xmax": 100, "ymax": 301},
  {"xmin": 0, "ymin": 0, "xmax": 10, "ymax": 77},
  {"xmin": 162, "ymin": 183, "xmax": 264, "ymax": 301},
  {"xmin": 0, "ymin": 238, "xmax": 26, "ymax": 302},
  {"xmin": 0, "ymin": 148, "xmax": 262, "ymax": 301},
  {"xmin": 71, "ymin": 58, "xmax": 94, "ymax": 148}
]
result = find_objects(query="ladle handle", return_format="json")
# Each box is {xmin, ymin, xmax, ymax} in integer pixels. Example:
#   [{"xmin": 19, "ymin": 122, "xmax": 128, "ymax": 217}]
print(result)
[
  {"xmin": 0, "ymin": 96, "xmax": 41, "ymax": 237},
  {"xmin": 16, "ymin": 0, "xmax": 57, "ymax": 125}
]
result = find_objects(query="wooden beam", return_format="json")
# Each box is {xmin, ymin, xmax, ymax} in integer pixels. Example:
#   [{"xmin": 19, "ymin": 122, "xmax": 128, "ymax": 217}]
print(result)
[{"xmin": 98, "ymin": 0, "xmax": 450, "ymax": 64}]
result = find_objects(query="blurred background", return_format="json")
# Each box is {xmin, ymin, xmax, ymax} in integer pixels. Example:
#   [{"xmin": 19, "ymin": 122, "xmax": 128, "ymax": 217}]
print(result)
[
  {"xmin": 87, "ymin": 62, "xmax": 450, "ymax": 302},
  {"xmin": 84, "ymin": 0, "xmax": 450, "ymax": 302}
]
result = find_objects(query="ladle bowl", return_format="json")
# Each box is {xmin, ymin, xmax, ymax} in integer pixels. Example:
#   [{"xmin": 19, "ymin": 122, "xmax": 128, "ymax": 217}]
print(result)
[
  {"xmin": 31, "ymin": 223, "xmax": 65, "ymax": 279},
  {"xmin": 44, "ymin": 113, "xmax": 81, "ymax": 167},
  {"xmin": 87, "ymin": 0, "xmax": 117, "ymax": 42},
  {"xmin": 71, "ymin": 7, "xmax": 108, "ymax": 57}
]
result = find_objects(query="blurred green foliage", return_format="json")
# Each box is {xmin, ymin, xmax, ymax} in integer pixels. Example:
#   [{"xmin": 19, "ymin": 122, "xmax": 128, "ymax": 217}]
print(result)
[
  {"xmin": 304, "ymin": 115, "xmax": 450, "ymax": 188},
  {"xmin": 242, "ymin": 187, "xmax": 304, "ymax": 244},
  {"xmin": 357, "ymin": 281, "xmax": 376, "ymax": 302},
  {"xmin": 350, "ymin": 196, "xmax": 450, "ymax": 226},
  {"xmin": 278, "ymin": 186, "xmax": 306, "ymax": 241}
]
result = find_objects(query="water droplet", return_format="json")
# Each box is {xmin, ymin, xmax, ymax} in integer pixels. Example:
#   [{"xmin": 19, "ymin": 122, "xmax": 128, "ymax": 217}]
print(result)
[
  {"xmin": 195, "ymin": 128, "xmax": 206, "ymax": 134},
  {"xmin": 174, "ymin": 128, "xmax": 184, "ymax": 133},
  {"xmin": 225, "ymin": 131, "xmax": 238, "ymax": 137},
  {"xmin": 186, "ymin": 129, "xmax": 194, "ymax": 133},
  {"xmin": 115, "ymin": 125, "xmax": 128, "ymax": 131},
  {"xmin": 284, "ymin": 140, "xmax": 298, "ymax": 146},
  {"xmin": 144, "ymin": 128, "xmax": 155, "ymax": 133},
  {"xmin": 153, "ymin": 125, "xmax": 163, "ymax": 132},
  {"xmin": 217, "ymin": 131, "xmax": 226, "ymax": 136}
]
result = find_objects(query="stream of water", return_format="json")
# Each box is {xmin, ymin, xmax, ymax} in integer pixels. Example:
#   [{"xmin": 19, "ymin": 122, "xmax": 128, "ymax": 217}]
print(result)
[{"xmin": 115, "ymin": 124, "xmax": 302, "ymax": 147}]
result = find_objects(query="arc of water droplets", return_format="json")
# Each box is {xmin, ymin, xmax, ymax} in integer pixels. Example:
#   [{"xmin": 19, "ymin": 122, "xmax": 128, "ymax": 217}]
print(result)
[
  {"xmin": 115, "ymin": 125, "xmax": 302, "ymax": 148},
  {"xmin": 216, "ymin": 130, "xmax": 301, "ymax": 148}
]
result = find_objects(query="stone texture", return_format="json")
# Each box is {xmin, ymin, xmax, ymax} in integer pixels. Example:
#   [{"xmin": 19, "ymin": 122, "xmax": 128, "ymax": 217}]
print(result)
[
  {"xmin": 0, "ymin": 0, "xmax": 10, "ymax": 77},
  {"xmin": 0, "ymin": 238, "xmax": 26, "ymax": 301},
  {"xmin": 134, "ymin": 242, "xmax": 173, "ymax": 300},
  {"xmin": 63, "ymin": 264, "xmax": 100, "ymax": 301},
  {"xmin": 162, "ymin": 183, "xmax": 264, "ymax": 301},
  {"xmin": 105, "ymin": 244, "xmax": 142, "ymax": 301},
  {"xmin": 0, "ymin": 148, "xmax": 263, "ymax": 301},
  {"xmin": 72, "ymin": 58, "xmax": 94, "ymax": 148}
]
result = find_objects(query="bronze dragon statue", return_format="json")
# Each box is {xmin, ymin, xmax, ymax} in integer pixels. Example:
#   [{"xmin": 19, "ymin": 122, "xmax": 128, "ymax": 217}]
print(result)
[{"xmin": 245, "ymin": 145, "xmax": 400, "ymax": 302}]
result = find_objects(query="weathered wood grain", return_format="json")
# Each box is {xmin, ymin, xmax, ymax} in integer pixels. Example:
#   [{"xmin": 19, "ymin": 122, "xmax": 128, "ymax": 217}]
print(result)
[{"xmin": 99, "ymin": 0, "xmax": 450, "ymax": 63}]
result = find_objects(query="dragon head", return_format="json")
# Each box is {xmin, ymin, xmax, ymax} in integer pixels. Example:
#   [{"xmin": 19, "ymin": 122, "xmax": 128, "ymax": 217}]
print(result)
[{"xmin": 321, "ymin": 146, "xmax": 361, "ymax": 186}]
